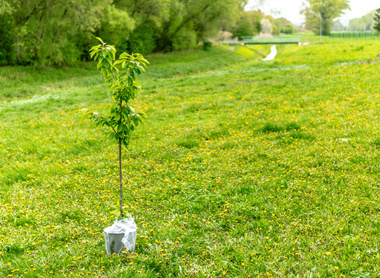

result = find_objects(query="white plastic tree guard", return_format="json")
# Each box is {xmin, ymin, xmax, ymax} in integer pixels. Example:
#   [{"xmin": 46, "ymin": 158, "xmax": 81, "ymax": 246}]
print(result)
[{"xmin": 104, "ymin": 215, "xmax": 137, "ymax": 255}]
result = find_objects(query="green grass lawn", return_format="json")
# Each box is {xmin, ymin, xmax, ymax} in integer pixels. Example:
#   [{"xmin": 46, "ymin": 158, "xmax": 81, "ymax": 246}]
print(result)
[{"xmin": 1, "ymin": 39, "xmax": 380, "ymax": 277}]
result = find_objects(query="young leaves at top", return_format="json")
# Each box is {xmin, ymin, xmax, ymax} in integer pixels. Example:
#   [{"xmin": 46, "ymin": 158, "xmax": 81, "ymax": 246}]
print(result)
[{"xmin": 83, "ymin": 38, "xmax": 149, "ymax": 147}]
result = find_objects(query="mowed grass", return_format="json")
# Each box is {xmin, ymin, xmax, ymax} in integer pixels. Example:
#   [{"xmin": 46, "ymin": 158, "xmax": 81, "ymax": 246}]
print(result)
[{"xmin": 1, "ymin": 39, "xmax": 380, "ymax": 277}]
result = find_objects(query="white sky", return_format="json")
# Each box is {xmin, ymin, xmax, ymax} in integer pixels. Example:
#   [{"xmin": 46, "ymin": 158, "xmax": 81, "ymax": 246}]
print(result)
[{"xmin": 246, "ymin": 0, "xmax": 380, "ymax": 26}]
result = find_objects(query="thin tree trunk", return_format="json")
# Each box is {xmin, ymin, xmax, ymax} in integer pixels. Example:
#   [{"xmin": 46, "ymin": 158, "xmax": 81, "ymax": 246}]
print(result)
[{"xmin": 119, "ymin": 138, "xmax": 123, "ymax": 217}]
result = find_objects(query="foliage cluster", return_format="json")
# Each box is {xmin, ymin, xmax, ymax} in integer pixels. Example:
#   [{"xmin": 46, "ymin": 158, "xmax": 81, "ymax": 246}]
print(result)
[
  {"xmin": 232, "ymin": 10, "xmax": 265, "ymax": 39},
  {"xmin": 301, "ymin": 0, "xmax": 350, "ymax": 35},
  {"xmin": 0, "ymin": 0, "xmax": 246, "ymax": 66},
  {"xmin": 374, "ymin": 9, "xmax": 380, "ymax": 33},
  {"xmin": 273, "ymin": 18, "xmax": 295, "ymax": 34},
  {"xmin": 84, "ymin": 38, "xmax": 148, "ymax": 148},
  {"xmin": 2, "ymin": 38, "xmax": 380, "ymax": 277}
]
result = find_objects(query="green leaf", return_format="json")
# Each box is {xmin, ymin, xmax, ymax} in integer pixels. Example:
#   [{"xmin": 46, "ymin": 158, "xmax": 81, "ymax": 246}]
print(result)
[
  {"xmin": 90, "ymin": 45, "xmax": 100, "ymax": 51},
  {"xmin": 137, "ymin": 65, "xmax": 145, "ymax": 72},
  {"xmin": 140, "ymin": 58, "xmax": 150, "ymax": 65},
  {"xmin": 106, "ymin": 58, "xmax": 113, "ymax": 65},
  {"xmin": 120, "ymin": 52, "xmax": 130, "ymax": 59},
  {"xmin": 95, "ymin": 37, "xmax": 104, "ymax": 43},
  {"xmin": 90, "ymin": 50, "xmax": 97, "ymax": 59},
  {"xmin": 133, "ymin": 116, "xmax": 140, "ymax": 127},
  {"xmin": 128, "ymin": 76, "xmax": 133, "ymax": 86}
]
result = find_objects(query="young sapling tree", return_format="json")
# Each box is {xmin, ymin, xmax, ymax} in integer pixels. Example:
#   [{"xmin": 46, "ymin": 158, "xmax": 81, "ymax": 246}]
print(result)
[{"xmin": 83, "ymin": 37, "xmax": 149, "ymax": 217}]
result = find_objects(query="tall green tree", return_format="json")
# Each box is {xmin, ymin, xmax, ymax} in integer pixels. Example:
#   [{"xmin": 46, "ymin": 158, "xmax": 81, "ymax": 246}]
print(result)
[
  {"xmin": 374, "ymin": 9, "xmax": 380, "ymax": 32},
  {"xmin": 301, "ymin": 0, "xmax": 350, "ymax": 35}
]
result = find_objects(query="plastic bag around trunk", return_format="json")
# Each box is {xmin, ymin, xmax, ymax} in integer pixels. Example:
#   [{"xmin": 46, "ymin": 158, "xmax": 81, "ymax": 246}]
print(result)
[{"xmin": 104, "ymin": 214, "xmax": 137, "ymax": 255}]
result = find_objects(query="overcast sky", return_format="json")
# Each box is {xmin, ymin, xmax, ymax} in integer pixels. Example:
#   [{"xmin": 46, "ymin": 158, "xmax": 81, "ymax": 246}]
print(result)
[{"xmin": 246, "ymin": 0, "xmax": 380, "ymax": 26}]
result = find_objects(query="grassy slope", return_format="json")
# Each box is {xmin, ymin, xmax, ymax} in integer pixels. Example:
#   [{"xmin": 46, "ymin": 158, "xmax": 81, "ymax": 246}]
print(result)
[{"xmin": 1, "ymin": 40, "xmax": 380, "ymax": 277}]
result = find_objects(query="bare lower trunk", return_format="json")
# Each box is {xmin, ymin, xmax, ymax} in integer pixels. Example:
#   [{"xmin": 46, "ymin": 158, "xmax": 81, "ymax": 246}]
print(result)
[{"xmin": 119, "ymin": 138, "xmax": 123, "ymax": 217}]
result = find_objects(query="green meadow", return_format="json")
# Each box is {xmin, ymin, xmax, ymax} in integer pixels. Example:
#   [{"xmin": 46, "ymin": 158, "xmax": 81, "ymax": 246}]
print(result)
[{"xmin": 1, "ymin": 38, "xmax": 380, "ymax": 277}]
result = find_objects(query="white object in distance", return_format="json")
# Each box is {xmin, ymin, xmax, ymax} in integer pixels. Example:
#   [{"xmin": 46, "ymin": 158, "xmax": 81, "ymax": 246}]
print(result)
[{"xmin": 263, "ymin": 45, "xmax": 277, "ymax": 61}]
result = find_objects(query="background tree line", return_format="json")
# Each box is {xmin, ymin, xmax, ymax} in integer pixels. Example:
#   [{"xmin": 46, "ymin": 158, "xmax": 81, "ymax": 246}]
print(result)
[
  {"xmin": 0, "ymin": 0, "xmax": 248, "ymax": 66},
  {"xmin": 232, "ymin": 10, "xmax": 300, "ymax": 40},
  {"xmin": 301, "ymin": 0, "xmax": 380, "ymax": 35},
  {"xmin": 346, "ymin": 9, "xmax": 380, "ymax": 33},
  {"xmin": 3, "ymin": 0, "xmax": 377, "ymax": 66},
  {"xmin": 347, "ymin": 10, "xmax": 376, "ymax": 31},
  {"xmin": 0, "ymin": 0, "xmax": 305, "ymax": 66}
]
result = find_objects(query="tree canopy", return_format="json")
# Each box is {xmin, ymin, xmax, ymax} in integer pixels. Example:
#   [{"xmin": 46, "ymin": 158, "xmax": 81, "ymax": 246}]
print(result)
[
  {"xmin": 232, "ymin": 10, "xmax": 264, "ymax": 39},
  {"xmin": 0, "ymin": 0, "xmax": 250, "ymax": 66},
  {"xmin": 301, "ymin": 0, "xmax": 350, "ymax": 35}
]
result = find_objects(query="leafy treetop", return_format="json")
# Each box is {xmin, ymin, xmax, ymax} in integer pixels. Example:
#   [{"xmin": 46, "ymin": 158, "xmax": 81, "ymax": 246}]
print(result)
[{"xmin": 83, "ymin": 37, "xmax": 149, "ymax": 147}]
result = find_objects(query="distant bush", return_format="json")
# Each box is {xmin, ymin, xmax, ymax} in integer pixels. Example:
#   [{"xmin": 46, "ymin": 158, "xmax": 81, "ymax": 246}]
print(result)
[
  {"xmin": 203, "ymin": 42, "xmax": 213, "ymax": 51},
  {"xmin": 283, "ymin": 24, "xmax": 294, "ymax": 34}
]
